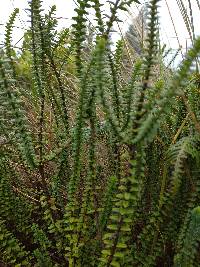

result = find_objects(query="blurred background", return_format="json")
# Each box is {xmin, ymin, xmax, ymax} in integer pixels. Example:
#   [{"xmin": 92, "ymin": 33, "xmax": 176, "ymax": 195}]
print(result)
[{"xmin": 0, "ymin": 0, "xmax": 199, "ymax": 67}]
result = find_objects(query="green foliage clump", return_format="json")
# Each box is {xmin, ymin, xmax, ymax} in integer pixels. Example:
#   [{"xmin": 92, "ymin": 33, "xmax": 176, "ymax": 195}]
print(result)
[{"xmin": 0, "ymin": 0, "xmax": 200, "ymax": 266}]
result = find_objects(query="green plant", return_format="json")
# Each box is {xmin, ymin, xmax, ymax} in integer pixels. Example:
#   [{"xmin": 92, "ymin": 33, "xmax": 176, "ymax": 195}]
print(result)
[{"xmin": 0, "ymin": 0, "xmax": 200, "ymax": 266}]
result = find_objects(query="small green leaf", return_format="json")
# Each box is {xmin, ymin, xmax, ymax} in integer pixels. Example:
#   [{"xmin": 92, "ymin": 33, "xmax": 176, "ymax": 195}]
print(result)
[
  {"xmin": 116, "ymin": 242, "xmax": 127, "ymax": 249},
  {"xmin": 114, "ymin": 252, "xmax": 124, "ymax": 258},
  {"xmin": 102, "ymin": 249, "xmax": 111, "ymax": 256},
  {"xmin": 107, "ymin": 224, "xmax": 118, "ymax": 230},
  {"xmin": 110, "ymin": 260, "xmax": 120, "ymax": 267}
]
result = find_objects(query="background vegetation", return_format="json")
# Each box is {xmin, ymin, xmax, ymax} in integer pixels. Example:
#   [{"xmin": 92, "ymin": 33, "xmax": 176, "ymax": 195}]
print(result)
[{"xmin": 0, "ymin": 0, "xmax": 200, "ymax": 266}]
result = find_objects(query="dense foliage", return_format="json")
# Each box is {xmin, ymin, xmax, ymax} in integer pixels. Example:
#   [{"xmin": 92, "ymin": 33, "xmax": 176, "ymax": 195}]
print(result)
[{"xmin": 0, "ymin": 0, "xmax": 200, "ymax": 266}]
